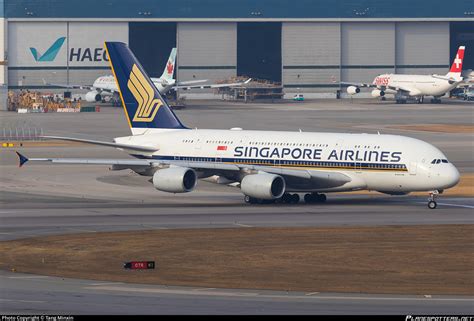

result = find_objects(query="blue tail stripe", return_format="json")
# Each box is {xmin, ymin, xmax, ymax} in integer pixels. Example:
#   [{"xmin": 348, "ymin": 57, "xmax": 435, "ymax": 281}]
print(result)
[{"xmin": 105, "ymin": 42, "xmax": 187, "ymax": 130}]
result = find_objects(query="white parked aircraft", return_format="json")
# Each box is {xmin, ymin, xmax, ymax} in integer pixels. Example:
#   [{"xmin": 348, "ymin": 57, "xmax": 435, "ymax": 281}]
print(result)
[
  {"xmin": 17, "ymin": 42, "xmax": 460, "ymax": 209},
  {"xmin": 50, "ymin": 47, "xmax": 250, "ymax": 103},
  {"xmin": 343, "ymin": 46, "xmax": 466, "ymax": 104}
]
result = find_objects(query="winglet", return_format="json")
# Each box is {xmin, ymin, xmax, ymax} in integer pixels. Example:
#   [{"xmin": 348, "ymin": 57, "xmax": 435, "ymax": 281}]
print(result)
[
  {"xmin": 244, "ymin": 78, "xmax": 252, "ymax": 84},
  {"xmin": 16, "ymin": 151, "xmax": 29, "ymax": 168}
]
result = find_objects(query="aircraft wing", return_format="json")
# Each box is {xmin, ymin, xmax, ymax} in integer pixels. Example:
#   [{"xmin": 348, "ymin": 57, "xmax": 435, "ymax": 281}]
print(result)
[
  {"xmin": 40, "ymin": 136, "xmax": 158, "ymax": 152},
  {"xmin": 176, "ymin": 79, "xmax": 208, "ymax": 85},
  {"xmin": 16, "ymin": 152, "xmax": 351, "ymax": 188},
  {"xmin": 42, "ymin": 79, "xmax": 117, "ymax": 93},
  {"xmin": 340, "ymin": 81, "xmax": 414, "ymax": 95},
  {"xmin": 384, "ymin": 84, "xmax": 416, "ymax": 95},
  {"xmin": 172, "ymin": 78, "xmax": 252, "ymax": 91},
  {"xmin": 340, "ymin": 81, "xmax": 376, "ymax": 88},
  {"xmin": 43, "ymin": 79, "xmax": 94, "ymax": 90}
]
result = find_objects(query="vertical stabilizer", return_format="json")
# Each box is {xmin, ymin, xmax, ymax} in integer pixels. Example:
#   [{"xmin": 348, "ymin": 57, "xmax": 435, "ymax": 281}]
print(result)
[
  {"xmin": 446, "ymin": 46, "xmax": 465, "ymax": 80},
  {"xmin": 104, "ymin": 42, "xmax": 187, "ymax": 134},
  {"xmin": 160, "ymin": 48, "xmax": 177, "ymax": 81}
]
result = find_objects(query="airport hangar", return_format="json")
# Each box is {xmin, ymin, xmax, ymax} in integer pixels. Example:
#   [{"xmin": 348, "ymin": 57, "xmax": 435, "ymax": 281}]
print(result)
[{"xmin": 0, "ymin": 0, "xmax": 473, "ymax": 109}]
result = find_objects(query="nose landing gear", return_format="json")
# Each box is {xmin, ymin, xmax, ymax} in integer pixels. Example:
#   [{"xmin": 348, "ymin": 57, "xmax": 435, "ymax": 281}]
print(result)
[{"xmin": 427, "ymin": 190, "xmax": 439, "ymax": 209}]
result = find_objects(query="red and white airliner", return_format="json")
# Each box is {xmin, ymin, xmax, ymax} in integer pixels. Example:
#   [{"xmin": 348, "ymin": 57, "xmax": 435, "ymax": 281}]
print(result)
[{"xmin": 344, "ymin": 46, "xmax": 466, "ymax": 104}]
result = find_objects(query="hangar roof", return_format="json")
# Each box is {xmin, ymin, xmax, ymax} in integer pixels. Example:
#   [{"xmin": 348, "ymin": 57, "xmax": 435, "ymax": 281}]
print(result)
[{"xmin": 3, "ymin": 0, "xmax": 474, "ymax": 19}]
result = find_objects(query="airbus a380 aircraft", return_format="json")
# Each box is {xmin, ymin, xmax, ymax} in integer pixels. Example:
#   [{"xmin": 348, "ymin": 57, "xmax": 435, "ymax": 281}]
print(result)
[
  {"xmin": 344, "ymin": 46, "xmax": 466, "ymax": 104},
  {"xmin": 17, "ymin": 42, "xmax": 460, "ymax": 209},
  {"xmin": 51, "ymin": 47, "xmax": 250, "ymax": 103}
]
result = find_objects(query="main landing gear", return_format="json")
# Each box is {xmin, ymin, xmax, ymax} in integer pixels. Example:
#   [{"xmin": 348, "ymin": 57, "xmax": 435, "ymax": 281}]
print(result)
[
  {"xmin": 304, "ymin": 193, "xmax": 327, "ymax": 204},
  {"xmin": 244, "ymin": 194, "xmax": 299, "ymax": 204},
  {"xmin": 427, "ymin": 190, "xmax": 439, "ymax": 209},
  {"xmin": 244, "ymin": 193, "xmax": 327, "ymax": 205}
]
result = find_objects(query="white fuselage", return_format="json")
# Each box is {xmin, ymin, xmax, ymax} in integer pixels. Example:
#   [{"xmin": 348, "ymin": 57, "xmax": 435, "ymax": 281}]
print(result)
[
  {"xmin": 115, "ymin": 129, "xmax": 459, "ymax": 194},
  {"xmin": 92, "ymin": 75, "xmax": 174, "ymax": 95},
  {"xmin": 374, "ymin": 74, "xmax": 458, "ymax": 97}
]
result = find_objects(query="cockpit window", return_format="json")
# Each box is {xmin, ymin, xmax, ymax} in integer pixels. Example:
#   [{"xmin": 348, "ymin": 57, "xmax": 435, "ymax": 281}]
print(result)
[{"xmin": 431, "ymin": 159, "xmax": 449, "ymax": 164}]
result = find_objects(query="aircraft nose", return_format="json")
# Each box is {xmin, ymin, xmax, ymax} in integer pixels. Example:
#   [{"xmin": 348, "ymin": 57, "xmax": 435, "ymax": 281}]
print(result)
[{"xmin": 440, "ymin": 164, "xmax": 460, "ymax": 189}]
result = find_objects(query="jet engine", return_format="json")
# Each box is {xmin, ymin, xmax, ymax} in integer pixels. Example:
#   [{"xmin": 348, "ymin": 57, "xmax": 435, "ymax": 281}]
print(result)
[
  {"xmin": 85, "ymin": 91, "xmax": 102, "ymax": 102},
  {"xmin": 347, "ymin": 86, "xmax": 360, "ymax": 95},
  {"xmin": 240, "ymin": 173, "xmax": 285, "ymax": 200},
  {"xmin": 371, "ymin": 89, "xmax": 385, "ymax": 97},
  {"xmin": 153, "ymin": 167, "xmax": 197, "ymax": 193}
]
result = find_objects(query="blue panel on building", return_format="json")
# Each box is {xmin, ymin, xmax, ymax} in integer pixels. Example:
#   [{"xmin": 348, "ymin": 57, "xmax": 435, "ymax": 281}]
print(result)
[
  {"xmin": 0, "ymin": 0, "xmax": 4, "ymax": 17},
  {"xmin": 4, "ymin": 0, "xmax": 474, "ymax": 19}
]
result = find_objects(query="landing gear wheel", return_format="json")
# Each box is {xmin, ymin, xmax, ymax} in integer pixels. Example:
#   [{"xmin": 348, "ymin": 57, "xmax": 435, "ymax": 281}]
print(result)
[
  {"xmin": 318, "ymin": 194, "xmax": 327, "ymax": 203},
  {"xmin": 290, "ymin": 194, "xmax": 300, "ymax": 204},
  {"xmin": 417, "ymin": 96, "xmax": 424, "ymax": 104},
  {"xmin": 281, "ymin": 193, "xmax": 292, "ymax": 204},
  {"xmin": 427, "ymin": 190, "xmax": 439, "ymax": 209},
  {"xmin": 245, "ymin": 196, "xmax": 259, "ymax": 204},
  {"xmin": 304, "ymin": 193, "xmax": 327, "ymax": 204}
]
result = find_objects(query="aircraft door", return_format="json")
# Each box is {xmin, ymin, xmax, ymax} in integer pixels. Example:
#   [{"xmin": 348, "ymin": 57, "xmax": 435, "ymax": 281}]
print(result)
[
  {"xmin": 274, "ymin": 158, "xmax": 280, "ymax": 167},
  {"xmin": 354, "ymin": 161, "xmax": 363, "ymax": 173},
  {"xmin": 409, "ymin": 162, "xmax": 417, "ymax": 175}
]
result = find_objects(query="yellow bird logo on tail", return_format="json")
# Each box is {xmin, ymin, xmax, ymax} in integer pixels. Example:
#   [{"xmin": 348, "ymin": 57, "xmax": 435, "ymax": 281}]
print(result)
[{"xmin": 127, "ymin": 64, "xmax": 163, "ymax": 122}]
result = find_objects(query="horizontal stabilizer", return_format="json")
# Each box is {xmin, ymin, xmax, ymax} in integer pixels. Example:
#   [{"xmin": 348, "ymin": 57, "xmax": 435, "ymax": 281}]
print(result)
[{"xmin": 16, "ymin": 151, "xmax": 29, "ymax": 167}]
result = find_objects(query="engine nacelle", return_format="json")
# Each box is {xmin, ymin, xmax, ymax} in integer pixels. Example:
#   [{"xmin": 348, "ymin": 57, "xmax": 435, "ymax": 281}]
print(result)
[
  {"xmin": 153, "ymin": 167, "xmax": 197, "ymax": 193},
  {"xmin": 240, "ymin": 173, "xmax": 285, "ymax": 200},
  {"xmin": 347, "ymin": 86, "xmax": 360, "ymax": 95},
  {"xmin": 371, "ymin": 89, "xmax": 385, "ymax": 97},
  {"xmin": 85, "ymin": 91, "xmax": 102, "ymax": 102}
]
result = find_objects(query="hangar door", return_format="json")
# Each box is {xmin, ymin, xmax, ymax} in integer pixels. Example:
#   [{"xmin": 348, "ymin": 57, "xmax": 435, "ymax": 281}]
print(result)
[
  {"xmin": 341, "ymin": 22, "xmax": 395, "ymax": 84},
  {"xmin": 237, "ymin": 22, "xmax": 281, "ymax": 83},
  {"xmin": 177, "ymin": 22, "xmax": 237, "ymax": 93},
  {"xmin": 129, "ymin": 23, "xmax": 177, "ymax": 78},
  {"xmin": 450, "ymin": 22, "xmax": 474, "ymax": 71},
  {"xmin": 396, "ymin": 22, "xmax": 449, "ymax": 75},
  {"xmin": 282, "ymin": 22, "xmax": 340, "ymax": 93}
]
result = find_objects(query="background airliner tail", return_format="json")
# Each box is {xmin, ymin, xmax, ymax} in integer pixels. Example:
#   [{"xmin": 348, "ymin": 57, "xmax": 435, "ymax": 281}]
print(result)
[
  {"xmin": 104, "ymin": 42, "xmax": 187, "ymax": 134},
  {"xmin": 160, "ymin": 48, "xmax": 177, "ymax": 81},
  {"xmin": 446, "ymin": 46, "xmax": 465, "ymax": 80}
]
